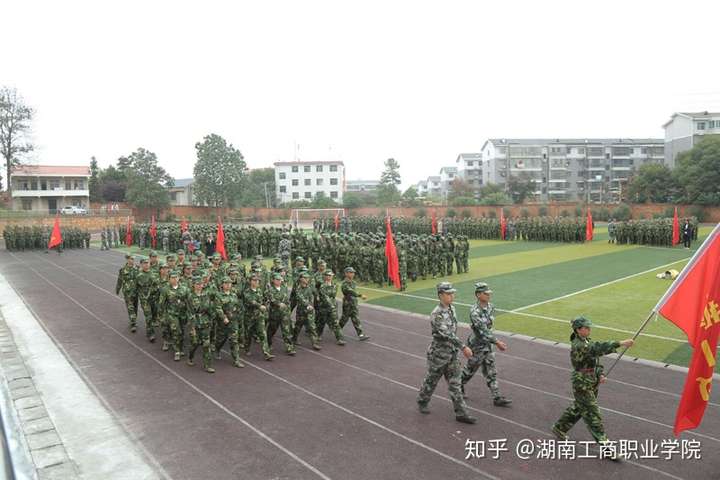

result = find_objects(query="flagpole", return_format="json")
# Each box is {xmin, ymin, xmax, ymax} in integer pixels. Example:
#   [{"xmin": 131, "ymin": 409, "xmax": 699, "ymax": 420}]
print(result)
[{"xmin": 604, "ymin": 310, "xmax": 657, "ymax": 377}]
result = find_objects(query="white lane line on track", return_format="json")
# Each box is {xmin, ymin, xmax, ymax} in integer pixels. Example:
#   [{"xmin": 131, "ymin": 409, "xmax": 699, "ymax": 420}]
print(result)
[
  {"xmin": 359, "ymin": 318, "xmax": 720, "ymax": 408},
  {"xmin": 285, "ymin": 344, "xmax": 684, "ymax": 480},
  {"xmin": 29, "ymin": 253, "xmax": 501, "ymax": 480},
  {"xmin": 10, "ymin": 253, "xmax": 333, "ymax": 480}
]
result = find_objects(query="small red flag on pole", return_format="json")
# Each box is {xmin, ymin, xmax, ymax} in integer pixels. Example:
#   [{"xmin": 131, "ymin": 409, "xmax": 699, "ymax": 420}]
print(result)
[
  {"xmin": 150, "ymin": 215, "xmax": 157, "ymax": 248},
  {"xmin": 125, "ymin": 216, "xmax": 133, "ymax": 246},
  {"xmin": 431, "ymin": 210, "xmax": 437, "ymax": 235},
  {"xmin": 656, "ymin": 223, "xmax": 720, "ymax": 435},
  {"xmin": 48, "ymin": 214, "xmax": 63, "ymax": 250},
  {"xmin": 500, "ymin": 209, "xmax": 507, "ymax": 240},
  {"xmin": 215, "ymin": 216, "xmax": 227, "ymax": 260},
  {"xmin": 180, "ymin": 218, "xmax": 188, "ymax": 233},
  {"xmin": 385, "ymin": 215, "xmax": 401, "ymax": 290},
  {"xmin": 672, "ymin": 207, "xmax": 680, "ymax": 246},
  {"xmin": 334, "ymin": 211, "xmax": 340, "ymax": 232},
  {"xmin": 585, "ymin": 209, "xmax": 594, "ymax": 242}
]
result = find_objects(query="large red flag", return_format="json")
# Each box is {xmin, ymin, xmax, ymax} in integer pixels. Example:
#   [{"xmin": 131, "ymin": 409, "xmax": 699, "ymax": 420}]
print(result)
[
  {"xmin": 48, "ymin": 215, "xmax": 62, "ymax": 249},
  {"xmin": 334, "ymin": 212, "xmax": 340, "ymax": 232},
  {"xmin": 125, "ymin": 216, "xmax": 133, "ymax": 246},
  {"xmin": 150, "ymin": 215, "xmax": 157, "ymax": 248},
  {"xmin": 656, "ymin": 223, "xmax": 720, "ymax": 435},
  {"xmin": 672, "ymin": 207, "xmax": 680, "ymax": 246},
  {"xmin": 215, "ymin": 217, "xmax": 227, "ymax": 260},
  {"xmin": 385, "ymin": 216, "xmax": 401, "ymax": 290},
  {"xmin": 431, "ymin": 210, "xmax": 438, "ymax": 235},
  {"xmin": 500, "ymin": 209, "xmax": 507, "ymax": 240},
  {"xmin": 585, "ymin": 209, "xmax": 593, "ymax": 241},
  {"xmin": 180, "ymin": 218, "xmax": 188, "ymax": 233}
]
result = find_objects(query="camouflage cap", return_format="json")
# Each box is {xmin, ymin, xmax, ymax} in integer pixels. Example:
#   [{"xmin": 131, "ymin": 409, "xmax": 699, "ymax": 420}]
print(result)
[
  {"xmin": 474, "ymin": 282, "xmax": 492, "ymax": 294},
  {"xmin": 300, "ymin": 272, "xmax": 311, "ymax": 279},
  {"xmin": 140, "ymin": 258, "xmax": 149, "ymax": 264},
  {"xmin": 149, "ymin": 251, "xmax": 158, "ymax": 257},
  {"xmin": 221, "ymin": 276, "xmax": 232, "ymax": 284},
  {"xmin": 169, "ymin": 271, "xmax": 180, "ymax": 278},
  {"xmin": 160, "ymin": 262, "xmax": 169, "ymax": 269},
  {"xmin": 571, "ymin": 316, "xmax": 593, "ymax": 330},
  {"xmin": 176, "ymin": 249, "xmax": 185, "ymax": 255},
  {"xmin": 271, "ymin": 273, "xmax": 283, "ymax": 281},
  {"xmin": 317, "ymin": 259, "xmax": 326, "ymax": 266},
  {"xmin": 192, "ymin": 275, "xmax": 204, "ymax": 284},
  {"xmin": 295, "ymin": 256, "xmax": 305, "ymax": 262},
  {"xmin": 323, "ymin": 270, "xmax": 334, "ymax": 277},
  {"xmin": 344, "ymin": 267, "xmax": 356, "ymax": 273},
  {"xmin": 436, "ymin": 282, "xmax": 457, "ymax": 294},
  {"xmin": 212, "ymin": 253, "xmax": 221, "ymax": 260},
  {"xmin": 166, "ymin": 254, "xmax": 176, "ymax": 261},
  {"xmin": 125, "ymin": 253, "xmax": 133, "ymax": 259}
]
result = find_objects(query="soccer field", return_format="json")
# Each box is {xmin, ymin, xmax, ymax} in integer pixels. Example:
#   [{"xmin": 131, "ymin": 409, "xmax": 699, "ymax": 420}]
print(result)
[{"xmin": 360, "ymin": 225, "xmax": 717, "ymax": 368}]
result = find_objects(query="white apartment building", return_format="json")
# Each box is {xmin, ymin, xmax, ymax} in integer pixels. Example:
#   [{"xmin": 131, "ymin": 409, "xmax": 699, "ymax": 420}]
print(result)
[
  {"xmin": 274, "ymin": 160, "xmax": 345, "ymax": 204},
  {"xmin": 481, "ymin": 138, "xmax": 664, "ymax": 203},
  {"xmin": 346, "ymin": 179, "xmax": 380, "ymax": 194},
  {"xmin": 455, "ymin": 153, "xmax": 483, "ymax": 198},
  {"xmin": 10, "ymin": 165, "xmax": 91, "ymax": 212},
  {"xmin": 663, "ymin": 111, "xmax": 720, "ymax": 168}
]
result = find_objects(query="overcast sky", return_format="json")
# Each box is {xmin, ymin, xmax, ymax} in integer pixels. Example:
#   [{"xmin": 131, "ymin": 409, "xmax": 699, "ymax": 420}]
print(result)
[{"xmin": 3, "ymin": 0, "xmax": 720, "ymax": 190}]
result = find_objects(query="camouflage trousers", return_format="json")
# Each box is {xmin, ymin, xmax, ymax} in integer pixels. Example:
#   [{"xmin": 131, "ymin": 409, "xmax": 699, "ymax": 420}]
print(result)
[
  {"xmin": 123, "ymin": 294, "xmax": 138, "ymax": 328},
  {"xmin": 216, "ymin": 319, "xmax": 243, "ymax": 364},
  {"xmin": 417, "ymin": 346, "xmax": 469, "ymax": 416},
  {"xmin": 138, "ymin": 297, "xmax": 156, "ymax": 338},
  {"xmin": 553, "ymin": 383, "xmax": 607, "ymax": 443},
  {"xmin": 188, "ymin": 323, "xmax": 213, "ymax": 370},
  {"xmin": 244, "ymin": 311, "xmax": 271, "ymax": 356},
  {"xmin": 340, "ymin": 303, "xmax": 364, "ymax": 336},
  {"xmin": 266, "ymin": 309, "xmax": 295, "ymax": 353},
  {"xmin": 316, "ymin": 307, "xmax": 344, "ymax": 341},
  {"xmin": 166, "ymin": 313, "xmax": 185, "ymax": 354},
  {"xmin": 461, "ymin": 349, "xmax": 500, "ymax": 398},
  {"xmin": 292, "ymin": 310, "xmax": 319, "ymax": 345}
]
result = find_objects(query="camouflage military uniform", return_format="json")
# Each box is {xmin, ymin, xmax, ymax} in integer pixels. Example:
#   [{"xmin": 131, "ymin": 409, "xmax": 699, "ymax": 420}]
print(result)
[
  {"xmin": 316, "ymin": 274, "xmax": 345, "ymax": 344},
  {"xmin": 115, "ymin": 258, "xmax": 139, "ymax": 331},
  {"xmin": 187, "ymin": 285, "xmax": 219, "ymax": 372},
  {"xmin": 243, "ymin": 286, "xmax": 273, "ymax": 359},
  {"xmin": 265, "ymin": 277, "xmax": 295, "ymax": 355},
  {"xmin": 135, "ymin": 263, "xmax": 159, "ymax": 341},
  {"xmin": 291, "ymin": 276, "xmax": 321, "ymax": 350},
  {"xmin": 340, "ymin": 270, "xmax": 368, "ymax": 340},
  {"xmin": 157, "ymin": 276, "xmax": 189, "ymax": 359},
  {"xmin": 215, "ymin": 286, "xmax": 245, "ymax": 367}
]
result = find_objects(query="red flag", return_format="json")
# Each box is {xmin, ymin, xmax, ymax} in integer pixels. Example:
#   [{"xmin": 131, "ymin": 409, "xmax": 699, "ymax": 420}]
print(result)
[
  {"xmin": 500, "ymin": 209, "xmax": 507, "ymax": 240},
  {"xmin": 215, "ymin": 216, "xmax": 227, "ymax": 260},
  {"xmin": 672, "ymin": 207, "xmax": 680, "ymax": 246},
  {"xmin": 656, "ymin": 224, "xmax": 720, "ymax": 435},
  {"xmin": 48, "ymin": 214, "xmax": 62, "ymax": 249},
  {"xmin": 431, "ymin": 210, "xmax": 437, "ymax": 235},
  {"xmin": 385, "ymin": 216, "xmax": 401, "ymax": 290},
  {"xmin": 150, "ymin": 215, "xmax": 157, "ymax": 248},
  {"xmin": 585, "ymin": 209, "xmax": 594, "ymax": 241},
  {"xmin": 180, "ymin": 218, "xmax": 188, "ymax": 233},
  {"xmin": 334, "ymin": 212, "xmax": 340, "ymax": 232},
  {"xmin": 125, "ymin": 216, "xmax": 133, "ymax": 246}
]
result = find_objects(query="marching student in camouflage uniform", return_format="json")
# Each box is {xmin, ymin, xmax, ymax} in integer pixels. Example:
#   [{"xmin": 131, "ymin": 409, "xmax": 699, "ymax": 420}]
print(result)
[
  {"xmin": 243, "ymin": 275, "xmax": 274, "ymax": 360},
  {"xmin": 291, "ymin": 272, "xmax": 322, "ymax": 350},
  {"xmin": 316, "ymin": 270, "xmax": 346, "ymax": 345},
  {"xmin": 417, "ymin": 282, "xmax": 477, "ymax": 425},
  {"xmin": 552, "ymin": 316, "xmax": 634, "ymax": 451},
  {"xmin": 187, "ymin": 275, "xmax": 219, "ymax": 373},
  {"xmin": 340, "ymin": 267, "xmax": 369, "ymax": 341},
  {"xmin": 115, "ymin": 254, "xmax": 139, "ymax": 332},
  {"xmin": 265, "ymin": 273, "xmax": 296, "ymax": 355},
  {"xmin": 215, "ymin": 277, "xmax": 245, "ymax": 368},
  {"xmin": 460, "ymin": 283, "xmax": 511, "ymax": 406},
  {"xmin": 157, "ymin": 271, "xmax": 189, "ymax": 361},
  {"xmin": 135, "ymin": 258, "xmax": 159, "ymax": 343}
]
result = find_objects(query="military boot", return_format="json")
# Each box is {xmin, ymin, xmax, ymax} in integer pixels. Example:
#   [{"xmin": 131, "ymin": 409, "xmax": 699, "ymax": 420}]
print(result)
[
  {"xmin": 455, "ymin": 414, "xmax": 477, "ymax": 425},
  {"xmin": 493, "ymin": 396, "xmax": 512, "ymax": 407}
]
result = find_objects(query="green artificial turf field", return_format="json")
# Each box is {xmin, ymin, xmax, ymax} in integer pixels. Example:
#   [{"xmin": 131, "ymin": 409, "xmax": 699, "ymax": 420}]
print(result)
[{"xmin": 360, "ymin": 225, "xmax": 718, "ymax": 368}]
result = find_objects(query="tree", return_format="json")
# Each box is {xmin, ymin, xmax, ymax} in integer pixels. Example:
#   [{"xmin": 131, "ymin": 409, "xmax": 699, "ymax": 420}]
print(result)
[
  {"xmin": 673, "ymin": 136, "xmax": 720, "ymax": 205},
  {"xmin": 193, "ymin": 134, "xmax": 246, "ymax": 208},
  {"xmin": 123, "ymin": 148, "xmax": 173, "ymax": 209},
  {"xmin": 343, "ymin": 191, "xmax": 377, "ymax": 208},
  {"xmin": 626, "ymin": 163, "xmax": 678, "ymax": 203},
  {"xmin": 98, "ymin": 165, "xmax": 127, "ymax": 202},
  {"xmin": 311, "ymin": 191, "xmax": 338, "ymax": 208},
  {"xmin": 479, "ymin": 192, "xmax": 512, "ymax": 205},
  {"xmin": 238, "ymin": 168, "xmax": 275, "ymax": 207},
  {"xmin": 400, "ymin": 186, "xmax": 422, "ymax": 207},
  {"xmin": 89, "ymin": 157, "xmax": 101, "ymax": 202},
  {"xmin": 447, "ymin": 178, "xmax": 475, "ymax": 202},
  {"xmin": 377, "ymin": 157, "xmax": 402, "ymax": 205},
  {"xmin": 507, "ymin": 173, "xmax": 536, "ymax": 204},
  {"xmin": 0, "ymin": 87, "xmax": 34, "ymax": 194}
]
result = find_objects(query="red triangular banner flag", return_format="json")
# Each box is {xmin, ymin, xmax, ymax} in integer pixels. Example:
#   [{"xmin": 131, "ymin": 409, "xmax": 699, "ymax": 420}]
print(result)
[
  {"xmin": 672, "ymin": 207, "xmax": 680, "ymax": 246},
  {"xmin": 180, "ymin": 218, "xmax": 188, "ymax": 233},
  {"xmin": 500, "ymin": 209, "xmax": 507, "ymax": 240},
  {"xmin": 656, "ymin": 224, "xmax": 720, "ymax": 435},
  {"xmin": 385, "ymin": 216, "xmax": 401, "ymax": 290},
  {"xmin": 585, "ymin": 209, "xmax": 593, "ymax": 241},
  {"xmin": 150, "ymin": 215, "xmax": 157, "ymax": 248},
  {"xmin": 334, "ymin": 212, "xmax": 340, "ymax": 232},
  {"xmin": 431, "ymin": 210, "xmax": 437, "ymax": 235},
  {"xmin": 125, "ymin": 216, "xmax": 133, "ymax": 246},
  {"xmin": 215, "ymin": 216, "xmax": 227, "ymax": 260},
  {"xmin": 48, "ymin": 214, "xmax": 62, "ymax": 249}
]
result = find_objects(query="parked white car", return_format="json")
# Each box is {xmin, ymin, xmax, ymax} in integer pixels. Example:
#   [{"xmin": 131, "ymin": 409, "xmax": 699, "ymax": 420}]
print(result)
[{"xmin": 60, "ymin": 206, "xmax": 88, "ymax": 215}]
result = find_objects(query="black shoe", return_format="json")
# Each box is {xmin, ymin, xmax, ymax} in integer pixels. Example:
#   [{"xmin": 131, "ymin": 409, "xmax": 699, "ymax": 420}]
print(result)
[
  {"xmin": 455, "ymin": 414, "xmax": 477, "ymax": 424},
  {"xmin": 493, "ymin": 396, "xmax": 512, "ymax": 407},
  {"xmin": 418, "ymin": 403, "xmax": 430, "ymax": 414},
  {"xmin": 358, "ymin": 334, "xmax": 370, "ymax": 341}
]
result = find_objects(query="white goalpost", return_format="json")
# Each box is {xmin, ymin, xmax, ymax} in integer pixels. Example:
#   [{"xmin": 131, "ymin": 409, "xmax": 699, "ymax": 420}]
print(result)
[{"xmin": 289, "ymin": 208, "xmax": 345, "ymax": 228}]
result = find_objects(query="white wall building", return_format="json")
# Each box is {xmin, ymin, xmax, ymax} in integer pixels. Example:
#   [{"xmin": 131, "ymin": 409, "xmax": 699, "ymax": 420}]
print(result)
[
  {"xmin": 168, "ymin": 178, "xmax": 194, "ymax": 206},
  {"xmin": 346, "ymin": 179, "xmax": 380, "ymax": 193},
  {"xmin": 663, "ymin": 111, "xmax": 720, "ymax": 168},
  {"xmin": 10, "ymin": 165, "xmax": 90, "ymax": 212},
  {"xmin": 455, "ymin": 153, "xmax": 483, "ymax": 198},
  {"xmin": 274, "ymin": 160, "xmax": 345, "ymax": 204}
]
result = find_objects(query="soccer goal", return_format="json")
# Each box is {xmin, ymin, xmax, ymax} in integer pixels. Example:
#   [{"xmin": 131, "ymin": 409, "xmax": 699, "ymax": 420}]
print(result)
[{"xmin": 289, "ymin": 208, "xmax": 345, "ymax": 229}]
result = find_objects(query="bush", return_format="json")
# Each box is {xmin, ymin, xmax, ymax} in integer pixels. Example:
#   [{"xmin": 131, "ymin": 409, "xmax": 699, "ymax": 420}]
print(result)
[
  {"xmin": 538, "ymin": 206, "xmax": 548, "ymax": 216},
  {"xmin": 687, "ymin": 205, "xmax": 705, "ymax": 222},
  {"xmin": 446, "ymin": 208, "xmax": 457, "ymax": 218},
  {"xmin": 521, "ymin": 208, "xmax": 530, "ymax": 218},
  {"xmin": 652, "ymin": 213, "xmax": 664, "ymax": 219},
  {"xmin": 592, "ymin": 207, "xmax": 611, "ymax": 221},
  {"xmin": 450, "ymin": 196, "xmax": 476, "ymax": 207},
  {"xmin": 560, "ymin": 209, "xmax": 569, "ymax": 217},
  {"xmin": 461, "ymin": 209, "xmax": 473, "ymax": 218},
  {"xmin": 414, "ymin": 208, "xmax": 427, "ymax": 218},
  {"xmin": 612, "ymin": 203, "xmax": 632, "ymax": 221},
  {"xmin": 479, "ymin": 192, "xmax": 513, "ymax": 205},
  {"xmin": 164, "ymin": 212, "xmax": 177, "ymax": 222}
]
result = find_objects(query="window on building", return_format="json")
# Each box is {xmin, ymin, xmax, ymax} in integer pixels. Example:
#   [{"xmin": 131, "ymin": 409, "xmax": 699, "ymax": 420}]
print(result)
[
  {"xmin": 697, "ymin": 122, "xmax": 706, "ymax": 130},
  {"xmin": 304, "ymin": 192, "xmax": 312, "ymax": 199},
  {"xmin": 279, "ymin": 186, "xmax": 286, "ymax": 193},
  {"xmin": 292, "ymin": 192, "xmax": 299, "ymax": 199},
  {"xmin": 291, "ymin": 166, "xmax": 298, "ymax": 173},
  {"xmin": 466, "ymin": 161, "xmax": 474, "ymax": 167},
  {"xmin": 65, "ymin": 180, "xmax": 72, "ymax": 190},
  {"xmin": 31, "ymin": 180, "xmax": 37, "ymax": 190},
  {"xmin": 316, "ymin": 178, "xmax": 323, "ymax": 186},
  {"xmin": 50, "ymin": 179, "xmax": 60, "ymax": 189},
  {"xmin": 292, "ymin": 179, "xmax": 299, "ymax": 186},
  {"xmin": 170, "ymin": 192, "xmax": 177, "ymax": 201},
  {"xmin": 329, "ymin": 165, "xmax": 338, "ymax": 172},
  {"xmin": 21, "ymin": 198, "xmax": 32, "ymax": 210},
  {"xmin": 304, "ymin": 179, "xmax": 311, "ymax": 186},
  {"xmin": 330, "ymin": 191, "xmax": 338, "ymax": 199},
  {"xmin": 330, "ymin": 178, "xmax": 338, "ymax": 186},
  {"xmin": 316, "ymin": 165, "xmax": 323, "ymax": 172},
  {"xmin": 279, "ymin": 172, "xmax": 286, "ymax": 179},
  {"xmin": 304, "ymin": 165, "xmax": 311, "ymax": 172}
]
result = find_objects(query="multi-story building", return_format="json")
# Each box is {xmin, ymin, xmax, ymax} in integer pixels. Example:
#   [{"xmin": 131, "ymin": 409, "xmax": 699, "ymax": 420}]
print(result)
[
  {"xmin": 455, "ymin": 153, "xmax": 483, "ymax": 198},
  {"xmin": 274, "ymin": 160, "xmax": 345, "ymax": 204},
  {"xmin": 346, "ymin": 179, "xmax": 380, "ymax": 194},
  {"xmin": 10, "ymin": 165, "xmax": 90, "ymax": 212},
  {"xmin": 663, "ymin": 111, "xmax": 720, "ymax": 168},
  {"xmin": 438, "ymin": 166, "xmax": 457, "ymax": 201},
  {"xmin": 481, "ymin": 139, "xmax": 664, "ymax": 203},
  {"xmin": 168, "ymin": 178, "xmax": 195, "ymax": 206}
]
